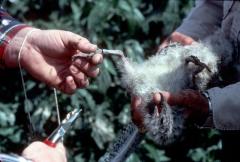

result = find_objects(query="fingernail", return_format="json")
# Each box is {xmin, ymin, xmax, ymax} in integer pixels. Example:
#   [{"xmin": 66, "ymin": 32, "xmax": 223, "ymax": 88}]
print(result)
[
  {"xmin": 93, "ymin": 55, "xmax": 100, "ymax": 63},
  {"xmin": 74, "ymin": 58, "xmax": 82, "ymax": 66},
  {"xmin": 153, "ymin": 92, "xmax": 161, "ymax": 104},
  {"xmin": 99, "ymin": 55, "xmax": 103, "ymax": 63},
  {"xmin": 136, "ymin": 97, "xmax": 142, "ymax": 106},
  {"xmin": 70, "ymin": 65, "xmax": 78, "ymax": 74},
  {"xmin": 90, "ymin": 44, "xmax": 97, "ymax": 51},
  {"xmin": 154, "ymin": 106, "xmax": 160, "ymax": 117},
  {"xmin": 81, "ymin": 78, "xmax": 89, "ymax": 87}
]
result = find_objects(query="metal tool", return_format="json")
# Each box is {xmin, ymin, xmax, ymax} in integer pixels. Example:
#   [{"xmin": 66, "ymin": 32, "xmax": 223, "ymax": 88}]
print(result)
[
  {"xmin": 44, "ymin": 108, "xmax": 81, "ymax": 147},
  {"xmin": 72, "ymin": 48, "xmax": 124, "ymax": 61},
  {"xmin": 0, "ymin": 109, "xmax": 81, "ymax": 162},
  {"xmin": 0, "ymin": 153, "xmax": 31, "ymax": 162}
]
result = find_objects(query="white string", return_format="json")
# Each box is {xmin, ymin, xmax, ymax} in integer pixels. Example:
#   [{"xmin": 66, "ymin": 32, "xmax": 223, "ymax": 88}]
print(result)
[
  {"xmin": 18, "ymin": 29, "xmax": 61, "ymax": 139},
  {"xmin": 18, "ymin": 29, "xmax": 39, "ymax": 134},
  {"xmin": 53, "ymin": 88, "xmax": 61, "ymax": 125},
  {"xmin": 53, "ymin": 88, "xmax": 63, "ymax": 142}
]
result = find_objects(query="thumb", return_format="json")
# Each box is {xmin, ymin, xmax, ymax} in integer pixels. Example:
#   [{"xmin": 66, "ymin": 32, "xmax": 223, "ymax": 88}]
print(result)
[
  {"xmin": 158, "ymin": 38, "xmax": 170, "ymax": 52},
  {"xmin": 131, "ymin": 96, "xmax": 144, "ymax": 128},
  {"xmin": 55, "ymin": 142, "xmax": 66, "ymax": 156},
  {"xmin": 60, "ymin": 31, "xmax": 97, "ymax": 53},
  {"xmin": 160, "ymin": 91, "xmax": 182, "ymax": 106}
]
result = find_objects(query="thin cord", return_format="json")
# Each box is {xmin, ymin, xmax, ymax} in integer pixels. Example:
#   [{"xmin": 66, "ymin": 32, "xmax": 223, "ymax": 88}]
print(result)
[
  {"xmin": 53, "ymin": 87, "xmax": 63, "ymax": 142},
  {"xmin": 18, "ymin": 29, "xmax": 39, "ymax": 137},
  {"xmin": 54, "ymin": 88, "xmax": 61, "ymax": 125},
  {"xmin": 18, "ymin": 29, "xmax": 62, "ymax": 141}
]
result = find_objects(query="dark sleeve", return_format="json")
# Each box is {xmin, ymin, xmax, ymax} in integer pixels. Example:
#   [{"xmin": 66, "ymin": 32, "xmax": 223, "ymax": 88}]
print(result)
[
  {"xmin": 176, "ymin": 0, "xmax": 223, "ymax": 40},
  {"xmin": 0, "ymin": 8, "xmax": 29, "ymax": 67}
]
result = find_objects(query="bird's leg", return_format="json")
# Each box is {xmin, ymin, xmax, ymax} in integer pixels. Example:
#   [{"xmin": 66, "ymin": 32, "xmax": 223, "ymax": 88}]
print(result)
[{"xmin": 185, "ymin": 55, "xmax": 212, "ymax": 88}]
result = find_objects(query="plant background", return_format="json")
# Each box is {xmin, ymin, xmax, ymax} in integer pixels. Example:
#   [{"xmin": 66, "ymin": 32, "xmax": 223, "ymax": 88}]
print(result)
[{"xmin": 0, "ymin": 0, "xmax": 221, "ymax": 162}]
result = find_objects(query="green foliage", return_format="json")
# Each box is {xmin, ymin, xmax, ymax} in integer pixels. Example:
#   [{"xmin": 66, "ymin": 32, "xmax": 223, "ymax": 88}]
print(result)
[
  {"xmin": 187, "ymin": 141, "xmax": 222, "ymax": 162},
  {"xmin": 144, "ymin": 143, "xmax": 170, "ymax": 162},
  {"xmin": 0, "ymin": 0, "xmax": 221, "ymax": 161}
]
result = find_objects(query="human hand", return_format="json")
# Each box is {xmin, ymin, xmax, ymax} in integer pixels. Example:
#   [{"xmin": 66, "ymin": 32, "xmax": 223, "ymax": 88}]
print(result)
[
  {"xmin": 158, "ymin": 31, "xmax": 195, "ymax": 51},
  {"xmin": 3, "ymin": 27, "xmax": 103, "ymax": 94},
  {"xmin": 131, "ymin": 89, "xmax": 210, "ymax": 128},
  {"xmin": 22, "ymin": 141, "xmax": 66, "ymax": 162},
  {"xmin": 131, "ymin": 95, "xmax": 164, "ymax": 131},
  {"xmin": 152, "ymin": 90, "xmax": 209, "ymax": 124},
  {"xmin": 131, "ymin": 96, "xmax": 145, "ymax": 130}
]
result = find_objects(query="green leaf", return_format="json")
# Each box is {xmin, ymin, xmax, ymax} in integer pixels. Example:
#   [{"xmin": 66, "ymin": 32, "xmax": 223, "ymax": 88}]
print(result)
[
  {"xmin": 94, "ymin": 67, "xmax": 112, "ymax": 94},
  {"xmin": 118, "ymin": 1, "xmax": 132, "ymax": 13},
  {"xmin": 103, "ymin": 58, "xmax": 117, "ymax": 75},
  {"xmin": 144, "ymin": 143, "xmax": 170, "ymax": 162},
  {"xmin": 59, "ymin": 0, "xmax": 69, "ymax": 9},
  {"xmin": 91, "ymin": 117, "xmax": 115, "ymax": 149},
  {"xmin": 126, "ymin": 153, "xmax": 141, "ymax": 162},
  {"xmin": 71, "ymin": 1, "xmax": 81, "ymax": 21},
  {"xmin": 87, "ymin": 1, "xmax": 111, "ymax": 32},
  {"xmin": 74, "ymin": 153, "xmax": 85, "ymax": 162},
  {"xmin": 0, "ymin": 107, "xmax": 16, "ymax": 126}
]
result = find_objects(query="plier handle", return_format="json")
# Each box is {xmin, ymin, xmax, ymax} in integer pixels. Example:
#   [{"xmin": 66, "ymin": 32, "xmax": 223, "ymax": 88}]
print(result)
[{"xmin": 44, "ymin": 108, "xmax": 81, "ymax": 147}]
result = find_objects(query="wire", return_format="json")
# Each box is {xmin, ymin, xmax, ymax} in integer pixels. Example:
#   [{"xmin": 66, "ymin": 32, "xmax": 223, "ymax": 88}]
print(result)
[
  {"xmin": 54, "ymin": 88, "xmax": 63, "ymax": 142},
  {"xmin": 54, "ymin": 88, "xmax": 61, "ymax": 125},
  {"xmin": 18, "ymin": 29, "xmax": 39, "ymax": 139},
  {"xmin": 18, "ymin": 29, "xmax": 62, "ymax": 142}
]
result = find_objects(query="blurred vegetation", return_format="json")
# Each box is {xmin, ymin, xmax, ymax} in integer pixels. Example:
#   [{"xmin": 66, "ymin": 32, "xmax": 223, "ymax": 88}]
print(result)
[{"xmin": 0, "ymin": 0, "xmax": 221, "ymax": 161}]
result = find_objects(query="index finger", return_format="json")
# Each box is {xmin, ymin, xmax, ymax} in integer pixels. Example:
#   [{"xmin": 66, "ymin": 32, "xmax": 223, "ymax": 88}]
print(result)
[
  {"xmin": 90, "ymin": 53, "xmax": 103, "ymax": 65},
  {"xmin": 131, "ymin": 96, "xmax": 142, "ymax": 109},
  {"xmin": 161, "ymin": 91, "xmax": 181, "ymax": 106},
  {"xmin": 61, "ymin": 31, "xmax": 97, "ymax": 53},
  {"xmin": 130, "ymin": 96, "xmax": 144, "ymax": 127}
]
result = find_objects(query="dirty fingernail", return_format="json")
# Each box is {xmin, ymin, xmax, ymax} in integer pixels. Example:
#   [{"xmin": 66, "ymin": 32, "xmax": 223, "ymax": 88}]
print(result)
[
  {"xmin": 70, "ymin": 65, "xmax": 78, "ymax": 74},
  {"xmin": 90, "ymin": 44, "xmax": 97, "ymax": 51}
]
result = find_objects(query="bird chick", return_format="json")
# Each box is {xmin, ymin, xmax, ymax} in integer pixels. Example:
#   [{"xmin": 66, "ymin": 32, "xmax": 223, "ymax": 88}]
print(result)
[{"xmin": 117, "ymin": 31, "xmax": 233, "ymax": 145}]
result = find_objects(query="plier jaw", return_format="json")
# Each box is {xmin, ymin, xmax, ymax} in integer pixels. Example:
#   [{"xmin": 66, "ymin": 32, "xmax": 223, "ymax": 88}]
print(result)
[{"xmin": 44, "ymin": 109, "xmax": 81, "ymax": 147}]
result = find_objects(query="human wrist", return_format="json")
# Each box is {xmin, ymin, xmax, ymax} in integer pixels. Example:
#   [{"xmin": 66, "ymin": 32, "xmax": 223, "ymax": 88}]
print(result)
[
  {"xmin": 3, "ymin": 27, "xmax": 37, "ymax": 68},
  {"xmin": 194, "ymin": 91, "xmax": 212, "ymax": 125},
  {"xmin": 0, "ymin": 7, "xmax": 35, "ymax": 68},
  {"xmin": 184, "ymin": 90, "xmax": 211, "ymax": 125},
  {"xmin": 201, "ymin": 91, "xmax": 212, "ymax": 113}
]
